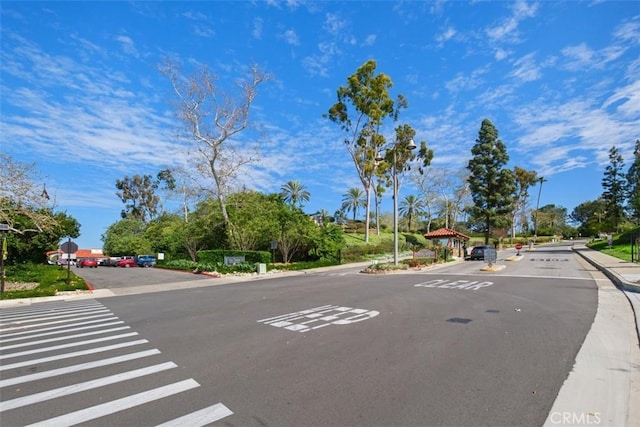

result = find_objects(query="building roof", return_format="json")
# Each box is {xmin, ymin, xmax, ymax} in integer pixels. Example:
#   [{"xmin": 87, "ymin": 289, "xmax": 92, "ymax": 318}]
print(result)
[
  {"xmin": 423, "ymin": 228, "xmax": 470, "ymax": 240},
  {"xmin": 76, "ymin": 249, "xmax": 106, "ymax": 258}
]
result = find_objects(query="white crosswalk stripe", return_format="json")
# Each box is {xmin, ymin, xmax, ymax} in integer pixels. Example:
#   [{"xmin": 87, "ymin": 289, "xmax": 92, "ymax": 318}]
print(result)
[{"xmin": 0, "ymin": 299, "xmax": 233, "ymax": 426}]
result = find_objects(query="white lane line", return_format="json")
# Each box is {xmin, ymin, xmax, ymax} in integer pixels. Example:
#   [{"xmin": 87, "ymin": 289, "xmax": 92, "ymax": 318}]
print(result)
[
  {"xmin": 0, "ymin": 362, "xmax": 178, "ymax": 411},
  {"xmin": 0, "ymin": 332, "xmax": 139, "ymax": 360},
  {"xmin": 0, "ymin": 349, "xmax": 161, "ymax": 387},
  {"xmin": 0, "ymin": 339, "xmax": 149, "ymax": 371},
  {"xmin": 0, "ymin": 308, "xmax": 110, "ymax": 328},
  {"xmin": 0, "ymin": 313, "xmax": 114, "ymax": 332},
  {"xmin": 156, "ymin": 402, "xmax": 234, "ymax": 427},
  {"xmin": 25, "ymin": 379, "xmax": 200, "ymax": 427},
  {"xmin": 0, "ymin": 320, "xmax": 125, "ymax": 343},
  {"xmin": 0, "ymin": 326, "xmax": 131, "ymax": 350}
]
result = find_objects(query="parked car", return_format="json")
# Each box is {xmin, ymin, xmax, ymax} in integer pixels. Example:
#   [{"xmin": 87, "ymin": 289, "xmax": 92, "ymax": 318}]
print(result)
[
  {"xmin": 468, "ymin": 245, "xmax": 494, "ymax": 261},
  {"xmin": 136, "ymin": 255, "xmax": 157, "ymax": 268},
  {"xmin": 78, "ymin": 258, "xmax": 98, "ymax": 268},
  {"xmin": 116, "ymin": 258, "xmax": 136, "ymax": 268}
]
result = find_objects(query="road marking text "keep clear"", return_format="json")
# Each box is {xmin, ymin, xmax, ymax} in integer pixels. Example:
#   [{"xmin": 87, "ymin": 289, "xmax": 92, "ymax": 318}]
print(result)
[{"xmin": 415, "ymin": 279, "xmax": 493, "ymax": 291}]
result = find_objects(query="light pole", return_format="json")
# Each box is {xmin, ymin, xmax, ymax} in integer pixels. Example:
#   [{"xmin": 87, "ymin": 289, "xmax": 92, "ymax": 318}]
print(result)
[
  {"xmin": 381, "ymin": 138, "xmax": 417, "ymax": 265},
  {"xmin": 533, "ymin": 177, "xmax": 545, "ymax": 243}
]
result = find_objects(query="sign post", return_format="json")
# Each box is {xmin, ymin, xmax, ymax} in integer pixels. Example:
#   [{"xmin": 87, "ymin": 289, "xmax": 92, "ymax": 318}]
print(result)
[
  {"xmin": 515, "ymin": 243, "xmax": 522, "ymax": 256},
  {"xmin": 60, "ymin": 239, "xmax": 79, "ymax": 286},
  {"xmin": 484, "ymin": 247, "xmax": 497, "ymax": 268},
  {"xmin": 0, "ymin": 223, "xmax": 8, "ymax": 294}
]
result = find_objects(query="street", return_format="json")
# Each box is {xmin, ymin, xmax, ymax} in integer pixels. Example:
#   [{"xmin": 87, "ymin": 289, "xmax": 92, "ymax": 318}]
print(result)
[{"xmin": 1, "ymin": 244, "xmax": 599, "ymax": 426}]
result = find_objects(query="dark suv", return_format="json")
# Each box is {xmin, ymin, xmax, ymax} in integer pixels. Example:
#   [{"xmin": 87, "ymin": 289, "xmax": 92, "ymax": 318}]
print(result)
[{"xmin": 468, "ymin": 245, "xmax": 493, "ymax": 261}]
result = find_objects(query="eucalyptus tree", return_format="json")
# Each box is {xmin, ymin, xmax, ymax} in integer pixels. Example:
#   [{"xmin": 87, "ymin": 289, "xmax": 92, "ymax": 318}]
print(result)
[
  {"xmin": 115, "ymin": 170, "xmax": 175, "ymax": 223},
  {"xmin": 0, "ymin": 153, "xmax": 58, "ymax": 234},
  {"xmin": 161, "ymin": 59, "xmax": 271, "ymax": 248},
  {"xmin": 341, "ymin": 187, "xmax": 366, "ymax": 222},
  {"xmin": 466, "ymin": 119, "xmax": 516, "ymax": 244},
  {"xmin": 626, "ymin": 139, "xmax": 640, "ymax": 225},
  {"xmin": 280, "ymin": 181, "xmax": 310, "ymax": 209},
  {"xmin": 511, "ymin": 166, "xmax": 539, "ymax": 240},
  {"xmin": 601, "ymin": 146, "xmax": 626, "ymax": 232},
  {"xmin": 326, "ymin": 60, "xmax": 406, "ymax": 243},
  {"xmin": 375, "ymin": 124, "xmax": 434, "ymax": 232}
]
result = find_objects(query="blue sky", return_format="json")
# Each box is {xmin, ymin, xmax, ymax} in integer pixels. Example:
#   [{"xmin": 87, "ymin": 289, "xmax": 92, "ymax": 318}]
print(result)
[{"xmin": 1, "ymin": 1, "xmax": 639, "ymax": 249}]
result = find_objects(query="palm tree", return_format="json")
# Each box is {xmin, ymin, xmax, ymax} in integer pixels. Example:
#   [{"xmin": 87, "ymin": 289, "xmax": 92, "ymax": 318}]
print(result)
[
  {"xmin": 341, "ymin": 188, "xmax": 366, "ymax": 222},
  {"xmin": 280, "ymin": 181, "xmax": 310, "ymax": 208},
  {"xmin": 399, "ymin": 194, "xmax": 424, "ymax": 232}
]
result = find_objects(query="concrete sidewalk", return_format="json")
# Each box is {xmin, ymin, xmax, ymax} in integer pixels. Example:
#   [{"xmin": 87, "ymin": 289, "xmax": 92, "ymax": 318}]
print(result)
[
  {"xmin": 572, "ymin": 244, "xmax": 640, "ymax": 339},
  {"xmin": 543, "ymin": 244, "xmax": 640, "ymax": 426}
]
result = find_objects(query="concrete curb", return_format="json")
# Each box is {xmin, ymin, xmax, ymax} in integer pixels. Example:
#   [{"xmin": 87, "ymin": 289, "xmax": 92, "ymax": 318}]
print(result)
[{"xmin": 573, "ymin": 247, "xmax": 640, "ymax": 294}]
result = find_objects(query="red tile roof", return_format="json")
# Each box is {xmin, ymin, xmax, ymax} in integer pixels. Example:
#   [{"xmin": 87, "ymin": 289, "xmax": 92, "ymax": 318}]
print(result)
[{"xmin": 423, "ymin": 228, "xmax": 470, "ymax": 240}]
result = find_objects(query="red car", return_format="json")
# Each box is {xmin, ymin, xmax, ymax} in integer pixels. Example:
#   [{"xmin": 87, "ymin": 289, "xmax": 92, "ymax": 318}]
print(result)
[
  {"xmin": 116, "ymin": 258, "xmax": 136, "ymax": 268},
  {"xmin": 78, "ymin": 258, "xmax": 98, "ymax": 268}
]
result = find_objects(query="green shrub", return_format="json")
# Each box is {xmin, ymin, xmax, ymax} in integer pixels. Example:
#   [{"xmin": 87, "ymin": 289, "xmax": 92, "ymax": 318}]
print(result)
[{"xmin": 197, "ymin": 250, "xmax": 271, "ymax": 264}]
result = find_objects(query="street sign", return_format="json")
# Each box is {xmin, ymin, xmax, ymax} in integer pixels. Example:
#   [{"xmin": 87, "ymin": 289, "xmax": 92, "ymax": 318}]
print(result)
[
  {"xmin": 0, "ymin": 224, "xmax": 9, "ymax": 231},
  {"xmin": 515, "ymin": 243, "xmax": 522, "ymax": 250},
  {"xmin": 60, "ymin": 241, "xmax": 78, "ymax": 254},
  {"xmin": 484, "ymin": 248, "xmax": 497, "ymax": 264}
]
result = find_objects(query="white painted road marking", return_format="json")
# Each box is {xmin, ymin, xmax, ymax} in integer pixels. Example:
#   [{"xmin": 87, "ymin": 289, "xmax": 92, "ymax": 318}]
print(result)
[
  {"xmin": 0, "ymin": 362, "xmax": 178, "ymax": 411},
  {"xmin": 156, "ymin": 402, "xmax": 234, "ymax": 427},
  {"xmin": 258, "ymin": 305, "xmax": 380, "ymax": 332},
  {"xmin": 24, "ymin": 379, "xmax": 201, "ymax": 427},
  {"xmin": 1, "ymin": 300, "xmax": 235, "ymax": 425},
  {"xmin": 0, "ymin": 349, "xmax": 161, "ymax": 387},
  {"xmin": 0, "ymin": 339, "xmax": 150, "ymax": 372},
  {"xmin": 415, "ymin": 279, "xmax": 494, "ymax": 290}
]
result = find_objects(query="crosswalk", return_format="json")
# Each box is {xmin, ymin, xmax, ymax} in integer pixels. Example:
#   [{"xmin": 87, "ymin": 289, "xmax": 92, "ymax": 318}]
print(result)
[{"xmin": 0, "ymin": 299, "xmax": 233, "ymax": 426}]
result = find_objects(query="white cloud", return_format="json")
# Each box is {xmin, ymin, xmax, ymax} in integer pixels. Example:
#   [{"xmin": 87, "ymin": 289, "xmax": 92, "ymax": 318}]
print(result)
[
  {"xmin": 115, "ymin": 35, "xmax": 139, "ymax": 57},
  {"xmin": 253, "ymin": 18, "xmax": 264, "ymax": 40},
  {"xmin": 324, "ymin": 13, "xmax": 348, "ymax": 36},
  {"xmin": 362, "ymin": 34, "xmax": 376, "ymax": 46},
  {"xmin": 280, "ymin": 29, "xmax": 300, "ymax": 46},
  {"xmin": 510, "ymin": 53, "xmax": 541, "ymax": 82},
  {"xmin": 486, "ymin": 0, "xmax": 538, "ymax": 42},
  {"xmin": 435, "ymin": 26, "xmax": 456, "ymax": 46}
]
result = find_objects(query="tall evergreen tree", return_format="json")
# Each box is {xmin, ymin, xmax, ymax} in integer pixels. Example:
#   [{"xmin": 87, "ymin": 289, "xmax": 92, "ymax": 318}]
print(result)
[
  {"xmin": 626, "ymin": 139, "xmax": 640, "ymax": 225},
  {"xmin": 466, "ymin": 119, "xmax": 516, "ymax": 244},
  {"xmin": 601, "ymin": 146, "xmax": 626, "ymax": 232}
]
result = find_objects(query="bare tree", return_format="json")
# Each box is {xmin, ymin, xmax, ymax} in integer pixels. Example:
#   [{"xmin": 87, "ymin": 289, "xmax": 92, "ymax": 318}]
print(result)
[
  {"xmin": 0, "ymin": 154, "xmax": 57, "ymax": 234},
  {"xmin": 160, "ymin": 59, "xmax": 271, "ymax": 248}
]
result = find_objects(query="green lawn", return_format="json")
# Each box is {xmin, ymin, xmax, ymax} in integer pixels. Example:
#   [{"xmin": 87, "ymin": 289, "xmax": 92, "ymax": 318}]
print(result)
[{"xmin": 1, "ymin": 263, "xmax": 89, "ymax": 300}]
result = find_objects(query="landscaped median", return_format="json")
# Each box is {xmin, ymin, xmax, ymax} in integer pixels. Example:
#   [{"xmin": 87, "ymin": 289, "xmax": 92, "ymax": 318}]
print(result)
[
  {"xmin": 1, "ymin": 263, "xmax": 90, "ymax": 300},
  {"xmin": 361, "ymin": 257, "xmax": 459, "ymax": 274}
]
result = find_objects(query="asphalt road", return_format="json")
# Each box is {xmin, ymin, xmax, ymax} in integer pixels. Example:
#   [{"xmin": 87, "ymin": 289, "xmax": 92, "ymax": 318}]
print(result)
[
  {"xmin": 72, "ymin": 264, "xmax": 212, "ymax": 289},
  {"xmin": 1, "ymin": 243, "xmax": 598, "ymax": 426}
]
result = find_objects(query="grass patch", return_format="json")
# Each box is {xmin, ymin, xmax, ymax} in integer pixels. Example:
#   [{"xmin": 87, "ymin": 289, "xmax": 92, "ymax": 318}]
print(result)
[{"xmin": 1, "ymin": 263, "xmax": 89, "ymax": 300}]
